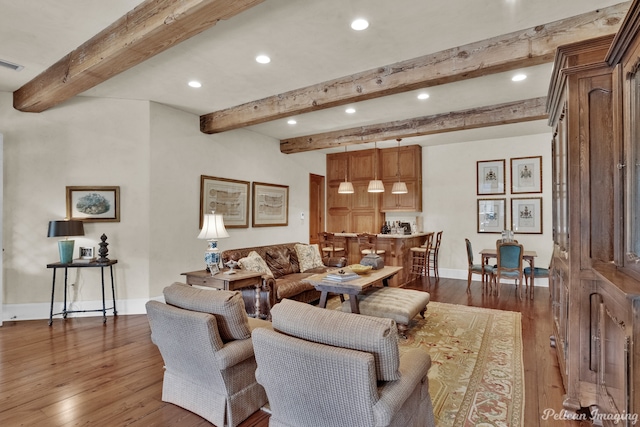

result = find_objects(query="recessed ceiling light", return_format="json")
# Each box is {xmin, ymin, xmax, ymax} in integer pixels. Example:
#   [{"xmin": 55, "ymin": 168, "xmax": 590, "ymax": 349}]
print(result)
[
  {"xmin": 188, "ymin": 81, "xmax": 202, "ymax": 88},
  {"xmin": 417, "ymin": 93, "xmax": 430, "ymax": 100},
  {"xmin": 351, "ymin": 18, "xmax": 369, "ymax": 31},
  {"xmin": 256, "ymin": 55, "xmax": 271, "ymax": 64},
  {"xmin": 287, "ymin": 119, "xmax": 297, "ymax": 125},
  {"xmin": 345, "ymin": 107, "xmax": 356, "ymax": 114},
  {"xmin": 512, "ymin": 74, "xmax": 527, "ymax": 82}
]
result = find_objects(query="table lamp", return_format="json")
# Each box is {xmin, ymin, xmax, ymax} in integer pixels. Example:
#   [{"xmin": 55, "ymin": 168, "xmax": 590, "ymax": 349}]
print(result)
[
  {"xmin": 47, "ymin": 220, "xmax": 85, "ymax": 264},
  {"xmin": 197, "ymin": 211, "xmax": 229, "ymax": 275}
]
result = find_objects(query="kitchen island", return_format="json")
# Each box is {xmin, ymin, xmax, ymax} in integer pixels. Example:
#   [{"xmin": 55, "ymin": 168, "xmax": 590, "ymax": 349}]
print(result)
[{"xmin": 334, "ymin": 232, "xmax": 433, "ymax": 287}]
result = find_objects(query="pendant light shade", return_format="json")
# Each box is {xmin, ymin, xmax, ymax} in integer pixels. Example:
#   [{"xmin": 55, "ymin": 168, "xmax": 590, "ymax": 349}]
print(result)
[
  {"xmin": 338, "ymin": 145, "xmax": 354, "ymax": 194},
  {"xmin": 368, "ymin": 141, "xmax": 385, "ymax": 193},
  {"xmin": 391, "ymin": 138, "xmax": 408, "ymax": 194}
]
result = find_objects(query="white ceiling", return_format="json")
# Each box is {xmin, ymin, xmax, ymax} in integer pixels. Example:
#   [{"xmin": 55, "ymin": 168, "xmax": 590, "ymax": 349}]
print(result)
[{"xmin": 0, "ymin": 0, "xmax": 627, "ymax": 152}]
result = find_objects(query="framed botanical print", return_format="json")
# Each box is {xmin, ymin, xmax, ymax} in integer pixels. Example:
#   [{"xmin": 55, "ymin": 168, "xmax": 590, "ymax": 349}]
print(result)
[
  {"xmin": 252, "ymin": 182, "xmax": 289, "ymax": 227},
  {"xmin": 511, "ymin": 197, "xmax": 542, "ymax": 234},
  {"xmin": 511, "ymin": 156, "xmax": 542, "ymax": 194},
  {"xmin": 477, "ymin": 198, "xmax": 506, "ymax": 233},
  {"xmin": 200, "ymin": 175, "xmax": 250, "ymax": 228},
  {"xmin": 477, "ymin": 159, "xmax": 505, "ymax": 195},
  {"xmin": 66, "ymin": 186, "xmax": 120, "ymax": 222}
]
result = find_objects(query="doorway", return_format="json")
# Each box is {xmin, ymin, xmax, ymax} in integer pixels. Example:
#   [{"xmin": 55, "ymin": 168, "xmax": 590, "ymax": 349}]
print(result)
[{"xmin": 309, "ymin": 174, "xmax": 324, "ymax": 244}]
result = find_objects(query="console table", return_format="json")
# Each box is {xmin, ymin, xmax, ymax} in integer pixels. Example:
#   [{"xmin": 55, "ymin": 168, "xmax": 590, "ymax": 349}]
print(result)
[{"xmin": 47, "ymin": 259, "xmax": 118, "ymax": 326}]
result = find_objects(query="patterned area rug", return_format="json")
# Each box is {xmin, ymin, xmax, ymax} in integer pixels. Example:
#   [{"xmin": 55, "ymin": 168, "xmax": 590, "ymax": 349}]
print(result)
[{"xmin": 327, "ymin": 298, "xmax": 524, "ymax": 426}]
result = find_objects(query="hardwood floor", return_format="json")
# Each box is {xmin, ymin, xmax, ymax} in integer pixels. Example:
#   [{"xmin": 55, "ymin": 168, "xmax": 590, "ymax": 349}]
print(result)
[{"xmin": 0, "ymin": 277, "xmax": 588, "ymax": 426}]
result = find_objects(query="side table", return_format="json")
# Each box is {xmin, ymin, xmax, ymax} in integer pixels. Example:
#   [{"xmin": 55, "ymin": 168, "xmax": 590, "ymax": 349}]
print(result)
[
  {"xmin": 181, "ymin": 269, "xmax": 265, "ymax": 318},
  {"xmin": 47, "ymin": 259, "xmax": 118, "ymax": 326}
]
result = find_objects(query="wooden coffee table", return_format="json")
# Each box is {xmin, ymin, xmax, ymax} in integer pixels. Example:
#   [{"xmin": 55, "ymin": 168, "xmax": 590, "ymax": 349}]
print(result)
[{"xmin": 304, "ymin": 266, "xmax": 402, "ymax": 314}]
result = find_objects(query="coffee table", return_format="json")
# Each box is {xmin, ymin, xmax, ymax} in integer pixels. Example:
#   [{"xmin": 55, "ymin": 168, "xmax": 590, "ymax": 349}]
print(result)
[{"xmin": 304, "ymin": 266, "xmax": 402, "ymax": 314}]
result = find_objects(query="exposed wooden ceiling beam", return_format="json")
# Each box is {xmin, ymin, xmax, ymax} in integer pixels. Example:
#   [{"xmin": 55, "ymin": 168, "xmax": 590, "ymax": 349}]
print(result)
[
  {"xmin": 200, "ymin": 3, "xmax": 628, "ymax": 134},
  {"xmin": 280, "ymin": 97, "xmax": 548, "ymax": 154},
  {"xmin": 13, "ymin": 0, "xmax": 265, "ymax": 113}
]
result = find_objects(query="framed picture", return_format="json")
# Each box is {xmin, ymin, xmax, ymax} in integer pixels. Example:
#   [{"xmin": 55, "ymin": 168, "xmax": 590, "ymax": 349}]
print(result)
[
  {"xmin": 511, "ymin": 156, "xmax": 542, "ymax": 194},
  {"xmin": 252, "ymin": 182, "xmax": 289, "ymax": 227},
  {"xmin": 78, "ymin": 247, "xmax": 95, "ymax": 259},
  {"xmin": 66, "ymin": 186, "xmax": 120, "ymax": 222},
  {"xmin": 477, "ymin": 198, "xmax": 506, "ymax": 233},
  {"xmin": 200, "ymin": 175, "xmax": 250, "ymax": 228},
  {"xmin": 511, "ymin": 197, "xmax": 543, "ymax": 234},
  {"xmin": 477, "ymin": 159, "xmax": 505, "ymax": 195}
]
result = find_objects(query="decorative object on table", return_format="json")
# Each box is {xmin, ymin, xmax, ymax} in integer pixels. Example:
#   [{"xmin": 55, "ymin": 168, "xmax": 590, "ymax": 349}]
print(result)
[
  {"xmin": 198, "ymin": 211, "xmax": 230, "ymax": 274},
  {"xmin": 75, "ymin": 246, "xmax": 96, "ymax": 263},
  {"xmin": 337, "ymin": 145, "xmax": 354, "ymax": 194},
  {"xmin": 66, "ymin": 186, "xmax": 120, "ymax": 222},
  {"xmin": 511, "ymin": 197, "xmax": 543, "ymax": 234},
  {"xmin": 252, "ymin": 182, "xmax": 289, "ymax": 227},
  {"xmin": 349, "ymin": 264, "xmax": 372, "ymax": 275},
  {"xmin": 324, "ymin": 269, "xmax": 359, "ymax": 282},
  {"xmin": 391, "ymin": 138, "xmax": 409, "ymax": 194},
  {"xmin": 510, "ymin": 156, "xmax": 542, "ymax": 194},
  {"xmin": 501, "ymin": 229, "xmax": 515, "ymax": 242},
  {"xmin": 47, "ymin": 219, "xmax": 85, "ymax": 264},
  {"xmin": 224, "ymin": 260, "xmax": 239, "ymax": 274},
  {"xmin": 477, "ymin": 198, "xmax": 506, "ymax": 233},
  {"xmin": 360, "ymin": 253, "xmax": 384, "ymax": 270},
  {"xmin": 367, "ymin": 141, "xmax": 384, "ymax": 193},
  {"xmin": 200, "ymin": 175, "xmax": 250, "ymax": 229},
  {"xmin": 97, "ymin": 233, "xmax": 110, "ymax": 262},
  {"xmin": 476, "ymin": 159, "xmax": 505, "ymax": 195}
]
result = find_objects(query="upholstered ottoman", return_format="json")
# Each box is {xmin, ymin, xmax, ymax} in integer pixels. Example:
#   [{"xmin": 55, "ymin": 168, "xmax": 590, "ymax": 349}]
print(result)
[{"xmin": 341, "ymin": 287, "xmax": 430, "ymax": 338}]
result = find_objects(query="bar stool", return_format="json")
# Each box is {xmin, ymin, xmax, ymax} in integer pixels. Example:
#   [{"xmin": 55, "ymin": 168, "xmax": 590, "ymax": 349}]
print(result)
[
  {"xmin": 410, "ymin": 233, "xmax": 433, "ymax": 278},
  {"xmin": 356, "ymin": 233, "xmax": 386, "ymax": 258},
  {"xmin": 427, "ymin": 231, "xmax": 443, "ymax": 279},
  {"xmin": 318, "ymin": 232, "xmax": 346, "ymax": 260}
]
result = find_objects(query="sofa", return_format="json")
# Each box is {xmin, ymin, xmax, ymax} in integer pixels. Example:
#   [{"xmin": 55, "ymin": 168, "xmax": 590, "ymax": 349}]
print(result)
[
  {"xmin": 252, "ymin": 299, "xmax": 436, "ymax": 427},
  {"xmin": 221, "ymin": 242, "xmax": 347, "ymax": 318}
]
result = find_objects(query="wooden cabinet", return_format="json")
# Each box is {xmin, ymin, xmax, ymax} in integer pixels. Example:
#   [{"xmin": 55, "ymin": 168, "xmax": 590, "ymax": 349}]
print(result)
[{"xmin": 380, "ymin": 145, "xmax": 422, "ymax": 212}]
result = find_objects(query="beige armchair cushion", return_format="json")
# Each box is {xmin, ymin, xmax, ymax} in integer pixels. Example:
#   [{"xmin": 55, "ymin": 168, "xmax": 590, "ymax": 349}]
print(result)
[
  {"xmin": 271, "ymin": 299, "xmax": 400, "ymax": 381},
  {"xmin": 163, "ymin": 282, "xmax": 251, "ymax": 341},
  {"xmin": 294, "ymin": 243, "xmax": 325, "ymax": 272}
]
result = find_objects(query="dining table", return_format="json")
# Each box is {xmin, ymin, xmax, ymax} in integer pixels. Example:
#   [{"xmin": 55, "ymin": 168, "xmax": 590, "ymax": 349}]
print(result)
[{"xmin": 479, "ymin": 248, "xmax": 537, "ymax": 299}]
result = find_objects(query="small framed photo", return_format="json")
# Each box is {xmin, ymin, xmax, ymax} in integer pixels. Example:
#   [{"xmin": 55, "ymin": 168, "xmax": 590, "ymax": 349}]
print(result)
[
  {"xmin": 66, "ymin": 186, "xmax": 120, "ymax": 222},
  {"xmin": 200, "ymin": 175, "xmax": 250, "ymax": 228},
  {"xmin": 252, "ymin": 182, "xmax": 289, "ymax": 227},
  {"xmin": 511, "ymin": 156, "xmax": 542, "ymax": 194},
  {"xmin": 79, "ymin": 247, "xmax": 95, "ymax": 259},
  {"xmin": 477, "ymin": 159, "xmax": 505, "ymax": 195},
  {"xmin": 478, "ymin": 198, "xmax": 506, "ymax": 233},
  {"xmin": 511, "ymin": 197, "xmax": 543, "ymax": 234}
]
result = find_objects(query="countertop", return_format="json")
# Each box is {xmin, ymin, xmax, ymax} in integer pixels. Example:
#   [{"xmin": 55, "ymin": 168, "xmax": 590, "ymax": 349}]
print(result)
[{"xmin": 334, "ymin": 232, "xmax": 431, "ymax": 239}]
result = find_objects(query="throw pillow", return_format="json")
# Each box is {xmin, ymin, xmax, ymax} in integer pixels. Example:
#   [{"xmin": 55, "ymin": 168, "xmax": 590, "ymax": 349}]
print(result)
[
  {"xmin": 265, "ymin": 247, "xmax": 294, "ymax": 279},
  {"xmin": 294, "ymin": 243, "xmax": 325, "ymax": 272},
  {"xmin": 162, "ymin": 282, "xmax": 251, "ymax": 341},
  {"xmin": 238, "ymin": 251, "xmax": 274, "ymax": 278}
]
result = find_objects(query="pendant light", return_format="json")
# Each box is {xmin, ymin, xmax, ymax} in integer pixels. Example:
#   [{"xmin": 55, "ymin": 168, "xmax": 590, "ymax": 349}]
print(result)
[
  {"xmin": 367, "ymin": 141, "xmax": 385, "ymax": 193},
  {"xmin": 338, "ymin": 145, "xmax": 354, "ymax": 194},
  {"xmin": 391, "ymin": 138, "xmax": 408, "ymax": 194}
]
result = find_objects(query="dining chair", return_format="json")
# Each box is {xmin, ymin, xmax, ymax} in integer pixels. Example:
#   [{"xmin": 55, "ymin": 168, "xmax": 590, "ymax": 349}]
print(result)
[
  {"xmin": 465, "ymin": 238, "xmax": 493, "ymax": 294},
  {"xmin": 318, "ymin": 232, "xmax": 346, "ymax": 260},
  {"xmin": 493, "ymin": 241, "xmax": 525, "ymax": 299},
  {"xmin": 523, "ymin": 251, "xmax": 551, "ymax": 300},
  {"xmin": 427, "ymin": 231, "xmax": 443, "ymax": 279}
]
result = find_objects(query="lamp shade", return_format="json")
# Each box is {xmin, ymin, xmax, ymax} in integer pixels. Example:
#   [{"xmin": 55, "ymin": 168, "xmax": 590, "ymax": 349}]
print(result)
[
  {"xmin": 338, "ymin": 181, "xmax": 355, "ymax": 194},
  {"xmin": 197, "ymin": 212, "xmax": 230, "ymax": 240},
  {"xmin": 367, "ymin": 179, "xmax": 385, "ymax": 193},
  {"xmin": 391, "ymin": 181, "xmax": 409, "ymax": 194},
  {"xmin": 47, "ymin": 220, "xmax": 85, "ymax": 238}
]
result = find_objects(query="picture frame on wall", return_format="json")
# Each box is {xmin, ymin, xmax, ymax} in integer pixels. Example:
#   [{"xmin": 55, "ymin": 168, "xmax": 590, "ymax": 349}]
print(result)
[
  {"xmin": 200, "ymin": 175, "xmax": 250, "ymax": 228},
  {"xmin": 511, "ymin": 156, "xmax": 542, "ymax": 194},
  {"xmin": 252, "ymin": 182, "xmax": 289, "ymax": 227},
  {"xmin": 511, "ymin": 197, "xmax": 543, "ymax": 234},
  {"xmin": 477, "ymin": 198, "xmax": 506, "ymax": 233},
  {"xmin": 477, "ymin": 159, "xmax": 505, "ymax": 195},
  {"xmin": 66, "ymin": 186, "xmax": 120, "ymax": 222}
]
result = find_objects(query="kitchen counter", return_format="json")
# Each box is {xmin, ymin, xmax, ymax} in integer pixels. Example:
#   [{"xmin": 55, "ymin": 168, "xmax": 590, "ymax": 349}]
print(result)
[{"xmin": 334, "ymin": 232, "xmax": 433, "ymax": 287}]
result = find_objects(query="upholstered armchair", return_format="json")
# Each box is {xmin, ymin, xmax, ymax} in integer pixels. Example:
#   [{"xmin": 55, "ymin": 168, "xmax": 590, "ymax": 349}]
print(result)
[
  {"xmin": 252, "ymin": 299, "xmax": 436, "ymax": 427},
  {"xmin": 146, "ymin": 282, "xmax": 271, "ymax": 427}
]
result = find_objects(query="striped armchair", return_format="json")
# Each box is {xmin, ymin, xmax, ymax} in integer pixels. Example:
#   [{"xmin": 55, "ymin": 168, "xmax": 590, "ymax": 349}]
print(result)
[
  {"xmin": 146, "ymin": 283, "xmax": 272, "ymax": 427},
  {"xmin": 252, "ymin": 299, "xmax": 436, "ymax": 427}
]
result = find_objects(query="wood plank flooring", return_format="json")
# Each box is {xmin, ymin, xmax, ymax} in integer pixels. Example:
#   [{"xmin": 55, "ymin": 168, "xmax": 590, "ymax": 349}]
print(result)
[{"xmin": 0, "ymin": 277, "xmax": 588, "ymax": 426}]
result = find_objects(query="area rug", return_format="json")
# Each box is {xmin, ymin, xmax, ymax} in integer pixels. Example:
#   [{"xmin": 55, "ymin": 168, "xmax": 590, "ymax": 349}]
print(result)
[{"xmin": 327, "ymin": 298, "xmax": 525, "ymax": 426}]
